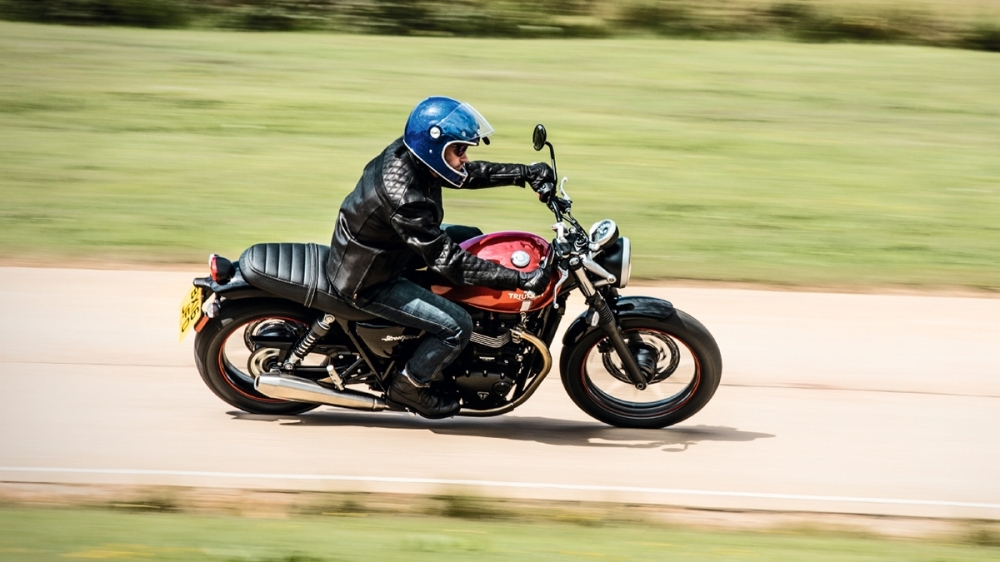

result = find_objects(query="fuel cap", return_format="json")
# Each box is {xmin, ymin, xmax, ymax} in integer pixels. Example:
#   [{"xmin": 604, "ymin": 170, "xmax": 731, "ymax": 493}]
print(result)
[{"xmin": 510, "ymin": 250, "xmax": 531, "ymax": 268}]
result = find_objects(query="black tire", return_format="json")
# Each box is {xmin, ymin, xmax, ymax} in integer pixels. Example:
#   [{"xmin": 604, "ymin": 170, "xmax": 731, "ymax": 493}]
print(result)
[
  {"xmin": 560, "ymin": 309, "xmax": 722, "ymax": 429},
  {"xmin": 194, "ymin": 299, "xmax": 320, "ymax": 415}
]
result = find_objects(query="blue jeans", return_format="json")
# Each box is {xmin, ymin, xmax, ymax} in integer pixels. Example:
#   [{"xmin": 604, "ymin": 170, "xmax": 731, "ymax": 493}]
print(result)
[{"xmin": 354, "ymin": 276, "xmax": 472, "ymax": 384}]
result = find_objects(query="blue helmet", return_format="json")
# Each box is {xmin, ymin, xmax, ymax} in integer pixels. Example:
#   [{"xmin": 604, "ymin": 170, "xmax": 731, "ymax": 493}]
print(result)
[{"xmin": 403, "ymin": 96, "xmax": 494, "ymax": 187}]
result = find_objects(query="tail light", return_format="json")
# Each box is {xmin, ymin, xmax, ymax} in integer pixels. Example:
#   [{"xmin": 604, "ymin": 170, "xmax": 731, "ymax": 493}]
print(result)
[{"xmin": 209, "ymin": 254, "xmax": 235, "ymax": 284}]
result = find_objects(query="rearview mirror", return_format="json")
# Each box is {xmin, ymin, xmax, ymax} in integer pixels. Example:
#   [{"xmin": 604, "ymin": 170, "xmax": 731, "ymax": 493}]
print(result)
[{"xmin": 532, "ymin": 124, "xmax": 547, "ymax": 151}]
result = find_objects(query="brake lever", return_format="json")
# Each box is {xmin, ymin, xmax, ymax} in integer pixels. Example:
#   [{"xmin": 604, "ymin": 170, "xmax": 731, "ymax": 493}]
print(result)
[{"xmin": 558, "ymin": 177, "xmax": 571, "ymax": 202}]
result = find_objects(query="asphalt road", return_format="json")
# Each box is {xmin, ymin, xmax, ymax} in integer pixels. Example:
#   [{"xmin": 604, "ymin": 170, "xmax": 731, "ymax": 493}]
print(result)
[{"xmin": 1, "ymin": 266, "xmax": 998, "ymax": 519}]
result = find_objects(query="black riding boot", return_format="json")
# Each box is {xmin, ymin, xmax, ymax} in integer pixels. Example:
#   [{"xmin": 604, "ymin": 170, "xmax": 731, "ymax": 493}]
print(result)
[{"xmin": 387, "ymin": 370, "xmax": 460, "ymax": 419}]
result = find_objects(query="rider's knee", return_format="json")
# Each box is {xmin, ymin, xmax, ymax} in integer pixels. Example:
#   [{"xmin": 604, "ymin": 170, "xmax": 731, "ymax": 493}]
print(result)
[
  {"xmin": 439, "ymin": 308, "xmax": 473, "ymax": 350},
  {"xmin": 454, "ymin": 309, "xmax": 473, "ymax": 347}
]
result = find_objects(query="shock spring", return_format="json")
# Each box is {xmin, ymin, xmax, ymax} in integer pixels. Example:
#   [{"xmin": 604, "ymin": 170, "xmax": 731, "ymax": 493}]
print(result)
[{"xmin": 283, "ymin": 314, "xmax": 335, "ymax": 370}]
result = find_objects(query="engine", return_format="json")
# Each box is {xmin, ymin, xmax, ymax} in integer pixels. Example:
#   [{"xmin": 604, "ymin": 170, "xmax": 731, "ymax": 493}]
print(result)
[{"xmin": 448, "ymin": 311, "xmax": 531, "ymax": 409}]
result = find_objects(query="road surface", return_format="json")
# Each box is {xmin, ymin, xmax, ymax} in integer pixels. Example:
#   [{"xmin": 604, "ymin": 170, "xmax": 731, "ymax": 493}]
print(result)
[{"xmin": 1, "ymin": 266, "xmax": 998, "ymax": 519}]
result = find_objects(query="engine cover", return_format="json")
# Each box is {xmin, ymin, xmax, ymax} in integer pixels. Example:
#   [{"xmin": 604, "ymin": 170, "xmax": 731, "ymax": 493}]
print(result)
[
  {"xmin": 447, "ymin": 310, "xmax": 527, "ymax": 409},
  {"xmin": 454, "ymin": 368, "xmax": 516, "ymax": 409}
]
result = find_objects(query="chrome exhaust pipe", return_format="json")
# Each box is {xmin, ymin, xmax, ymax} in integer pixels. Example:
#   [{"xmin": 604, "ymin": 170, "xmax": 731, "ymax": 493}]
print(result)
[{"xmin": 255, "ymin": 374, "xmax": 387, "ymax": 412}]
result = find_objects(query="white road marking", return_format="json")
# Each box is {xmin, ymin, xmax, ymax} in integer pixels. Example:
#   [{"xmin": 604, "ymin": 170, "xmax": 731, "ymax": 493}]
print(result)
[{"xmin": 2, "ymin": 467, "xmax": 998, "ymax": 510}]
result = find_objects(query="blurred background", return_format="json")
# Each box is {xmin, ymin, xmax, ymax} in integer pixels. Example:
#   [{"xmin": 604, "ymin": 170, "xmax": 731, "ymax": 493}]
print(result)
[
  {"xmin": 1, "ymin": 0, "xmax": 998, "ymax": 289},
  {"xmin": 2, "ymin": 0, "xmax": 1000, "ymax": 45}
]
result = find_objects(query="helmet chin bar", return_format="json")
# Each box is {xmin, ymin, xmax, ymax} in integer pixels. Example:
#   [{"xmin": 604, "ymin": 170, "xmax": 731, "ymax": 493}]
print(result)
[
  {"xmin": 423, "ymin": 160, "xmax": 468, "ymax": 186},
  {"xmin": 440, "ymin": 139, "xmax": 482, "ymax": 185},
  {"xmin": 448, "ymin": 162, "xmax": 468, "ymax": 178},
  {"xmin": 404, "ymin": 141, "xmax": 467, "ymax": 187}
]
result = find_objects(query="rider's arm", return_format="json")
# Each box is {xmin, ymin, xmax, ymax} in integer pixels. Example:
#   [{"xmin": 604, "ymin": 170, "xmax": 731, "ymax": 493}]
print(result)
[
  {"xmin": 389, "ymin": 201, "xmax": 520, "ymax": 290},
  {"xmin": 460, "ymin": 161, "xmax": 528, "ymax": 190}
]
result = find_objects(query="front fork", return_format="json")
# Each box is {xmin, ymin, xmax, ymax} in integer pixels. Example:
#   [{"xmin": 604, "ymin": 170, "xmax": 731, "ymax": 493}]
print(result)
[{"xmin": 570, "ymin": 260, "xmax": 648, "ymax": 390}]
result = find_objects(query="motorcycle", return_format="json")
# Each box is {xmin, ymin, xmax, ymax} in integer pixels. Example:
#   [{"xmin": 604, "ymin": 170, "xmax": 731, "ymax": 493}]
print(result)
[{"xmin": 179, "ymin": 125, "xmax": 722, "ymax": 428}]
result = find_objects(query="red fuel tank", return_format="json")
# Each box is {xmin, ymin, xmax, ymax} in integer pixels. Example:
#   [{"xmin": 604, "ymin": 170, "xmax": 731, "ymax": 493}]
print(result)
[{"xmin": 431, "ymin": 231, "xmax": 555, "ymax": 313}]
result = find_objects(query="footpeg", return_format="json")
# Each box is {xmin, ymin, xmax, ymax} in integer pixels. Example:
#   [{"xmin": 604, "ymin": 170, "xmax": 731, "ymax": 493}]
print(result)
[{"xmin": 319, "ymin": 364, "xmax": 345, "ymax": 390}]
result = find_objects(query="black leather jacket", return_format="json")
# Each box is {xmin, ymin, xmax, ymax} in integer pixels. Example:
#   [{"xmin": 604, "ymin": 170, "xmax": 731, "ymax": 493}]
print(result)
[{"xmin": 326, "ymin": 137, "xmax": 529, "ymax": 301}]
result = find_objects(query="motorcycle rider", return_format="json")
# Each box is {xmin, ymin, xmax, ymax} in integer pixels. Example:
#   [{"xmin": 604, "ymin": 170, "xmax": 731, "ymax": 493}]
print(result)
[{"xmin": 326, "ymin": 96, "xmax": 554, "ymax": 419}]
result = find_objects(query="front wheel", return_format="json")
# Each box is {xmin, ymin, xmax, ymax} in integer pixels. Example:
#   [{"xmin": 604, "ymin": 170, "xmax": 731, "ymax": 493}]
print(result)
[{"xmin": 560, "ymin": 309, "xmax": 722, "ymax": 429}]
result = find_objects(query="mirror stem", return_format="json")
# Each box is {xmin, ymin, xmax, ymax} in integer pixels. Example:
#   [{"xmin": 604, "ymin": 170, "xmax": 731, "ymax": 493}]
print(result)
[{"xmin": 545, "ymin": 141, "xmax": 558, "ymax": 181}]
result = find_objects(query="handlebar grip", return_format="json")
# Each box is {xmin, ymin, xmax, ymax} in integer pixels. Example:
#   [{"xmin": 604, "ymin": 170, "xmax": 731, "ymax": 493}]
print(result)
[{"xmin": 536, "ymin": 183, "xmax": 555, "ymax": 203}]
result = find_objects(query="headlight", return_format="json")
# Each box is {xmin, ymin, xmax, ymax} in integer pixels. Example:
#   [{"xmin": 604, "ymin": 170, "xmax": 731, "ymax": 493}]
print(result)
[
  {"xmin": 589, "ymin": 219, "xmax": 619, "ymax": 250},
  {"xmin": 594, "ymin": 236, "xmax": 631, "ymax": 288}
]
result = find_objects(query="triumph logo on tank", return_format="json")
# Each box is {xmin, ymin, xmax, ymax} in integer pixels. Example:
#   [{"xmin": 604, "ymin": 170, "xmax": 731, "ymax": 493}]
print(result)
[
  {"xmin": 381, "ymin": 334, "xmax": 420, "ymax": 342},
  {"xmin": 507, "ymin": 292, "xmax": 531, "ymax": 301}
]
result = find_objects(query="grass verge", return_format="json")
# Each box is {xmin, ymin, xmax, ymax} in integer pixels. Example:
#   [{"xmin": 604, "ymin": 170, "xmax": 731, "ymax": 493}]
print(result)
[
  {"xmin": 1, "ymin": 502, "xmax": 999, "ymax": 562},
  {"xmin": 1, "ymin": 22, "xmax": 998, "ymax": 288}
]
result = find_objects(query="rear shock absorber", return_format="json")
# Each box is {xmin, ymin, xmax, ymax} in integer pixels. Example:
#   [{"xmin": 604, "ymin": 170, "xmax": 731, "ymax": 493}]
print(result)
[{"xmin": 283, "ymin": 314, "xmax": 335, "ymax": 370}]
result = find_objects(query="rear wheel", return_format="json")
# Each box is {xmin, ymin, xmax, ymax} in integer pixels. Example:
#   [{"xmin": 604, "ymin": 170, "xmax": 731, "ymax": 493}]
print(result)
[
  {"xmin": 560, "ymin": 309, "xmax": 722, "ymax": 428},
  {"xmin": 194, "ymin": 299, "xmax": 321, "ymax": 415}
]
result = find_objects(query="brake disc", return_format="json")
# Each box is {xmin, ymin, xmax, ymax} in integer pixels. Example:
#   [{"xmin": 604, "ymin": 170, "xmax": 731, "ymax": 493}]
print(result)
[
  {"xmin": 248, "ymin": 347, "xmax": 282, "ymax": 378},
  {"xmin": 601, "ymin": 331, "xmax": 680, "ymax": 385}
]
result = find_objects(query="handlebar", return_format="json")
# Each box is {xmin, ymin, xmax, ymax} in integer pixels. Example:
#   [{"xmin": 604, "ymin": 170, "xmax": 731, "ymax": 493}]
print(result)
[
  {"xmin": 534, "ymin": 181, "xmax": 575, "ymax": 223},
  {"xmin": 526, "ymin": 132, "xmax": 585, "ymax": 257}
]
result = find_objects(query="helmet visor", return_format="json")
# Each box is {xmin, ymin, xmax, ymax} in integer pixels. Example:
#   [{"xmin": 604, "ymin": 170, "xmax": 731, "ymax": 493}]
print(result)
[{"xmin": 437, "ymin": 102, "xmax": 494, "ymax": 144}]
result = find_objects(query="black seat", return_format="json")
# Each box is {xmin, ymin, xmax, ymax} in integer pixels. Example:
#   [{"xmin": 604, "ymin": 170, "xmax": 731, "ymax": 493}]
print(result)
[{"xmin": 239, "ymin": 243, "xmax": 378, "ymax": 322}]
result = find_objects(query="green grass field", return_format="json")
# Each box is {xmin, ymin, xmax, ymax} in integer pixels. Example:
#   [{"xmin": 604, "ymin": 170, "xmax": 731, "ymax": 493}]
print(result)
[
  {"xmin": 1, "ymin": 506, "xmax": 998, "ymax": 562},
  {"xmin": 1, "ymin": 22, "xmax": 998, "ymax": 288}
]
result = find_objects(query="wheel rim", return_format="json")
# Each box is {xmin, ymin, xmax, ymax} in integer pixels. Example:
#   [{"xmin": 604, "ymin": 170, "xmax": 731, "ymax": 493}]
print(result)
[
  {"xmin": 579, "ymin": 328, "xmax": 701, "ymax": 418},
  {"xmin": 217, "ymin": 315, "xmax": 317, "ymax": 403}
]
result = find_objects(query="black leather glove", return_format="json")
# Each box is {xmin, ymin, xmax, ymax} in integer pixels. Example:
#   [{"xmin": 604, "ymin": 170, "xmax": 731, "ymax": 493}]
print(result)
[
  {"xmin": 517, "ymin": 266, "xmax": 551, "ymax": 295},
  {"xmin": 525, "ymin": 162, "xmax": 554, "ymax": 193}
]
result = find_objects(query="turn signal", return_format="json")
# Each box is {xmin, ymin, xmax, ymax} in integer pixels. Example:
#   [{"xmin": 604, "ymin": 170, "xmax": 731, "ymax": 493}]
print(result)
[{"xmin": 209, "ymin": 254, "xmax": 235, "ymax": 284}]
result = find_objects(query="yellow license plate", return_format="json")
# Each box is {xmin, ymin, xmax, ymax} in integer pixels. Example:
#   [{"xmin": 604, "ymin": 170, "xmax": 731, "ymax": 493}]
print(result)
[{"xmin": 179, "ymin": 286, "xmax": 203, "ymax": 342}]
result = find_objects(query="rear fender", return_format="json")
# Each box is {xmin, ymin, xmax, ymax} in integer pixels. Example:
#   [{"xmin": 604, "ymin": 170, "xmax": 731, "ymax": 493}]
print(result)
[{"xmin": 193, "ymin": 263, "xmax": 270, "ymax": 301}]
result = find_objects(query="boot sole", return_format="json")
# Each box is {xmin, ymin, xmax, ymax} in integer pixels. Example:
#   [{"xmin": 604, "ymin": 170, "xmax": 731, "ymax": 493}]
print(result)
[{"xmin": 385, "ymin": 393, "xmax": 460, "ymax": 420}]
